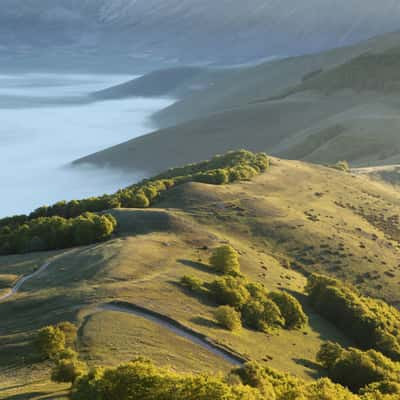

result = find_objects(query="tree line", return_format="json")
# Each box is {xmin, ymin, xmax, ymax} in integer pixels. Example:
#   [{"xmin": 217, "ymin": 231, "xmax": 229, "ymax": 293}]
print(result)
[
  {"xmin": 306, "ymin": 273, "xmax": 400, "ymax": 361},
  {"xmin": 0, "ymin": 213, "xmax": 117, "ymax": 254},
  {"xmin": 0, "ymin": 151, "xmax": 269, "ymax": 254}
]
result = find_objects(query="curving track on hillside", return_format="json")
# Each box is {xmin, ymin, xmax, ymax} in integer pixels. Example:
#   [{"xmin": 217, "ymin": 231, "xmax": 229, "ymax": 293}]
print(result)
[{"xmin": 0, "ymin": 256, "xmax": 245, "ymax": 366}]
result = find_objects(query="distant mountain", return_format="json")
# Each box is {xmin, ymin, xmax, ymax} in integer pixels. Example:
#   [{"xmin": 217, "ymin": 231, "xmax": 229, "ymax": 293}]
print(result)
[{"xmin": 2, "ymin": 0, "xmax": 400, "ymax": 71}]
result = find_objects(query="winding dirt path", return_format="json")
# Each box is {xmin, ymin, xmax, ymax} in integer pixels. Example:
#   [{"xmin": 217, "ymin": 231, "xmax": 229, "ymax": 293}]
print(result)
[
  {"xmin": 0, "ymin": 250, "xmax": 75, "ymax": 302},
  {"xmin": 95, "ymin": 302, "xmax": 245, "ymax": 366},
  {"xmin": 0, "ymin": 253, "xmax": 245, "ymax": 366}
]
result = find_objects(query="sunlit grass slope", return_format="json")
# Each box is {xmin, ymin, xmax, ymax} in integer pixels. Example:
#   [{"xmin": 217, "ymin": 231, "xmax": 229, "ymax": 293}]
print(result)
[{"xmin": 2, "ymin": 156, "xmax": 400, "ymax": 398}]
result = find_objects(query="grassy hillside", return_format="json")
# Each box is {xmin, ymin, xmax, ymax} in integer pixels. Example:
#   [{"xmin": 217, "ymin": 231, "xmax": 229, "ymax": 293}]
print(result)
[
  {"xmin": 92, "ymin": 66, "xmax": 232, "ymax": 100},
  {"xmin": 153, "ymin": 31, "xmax": 400, "ymax": 127},
  {"xmin": 77, "ymin": 31, "xmax": 400, "ymax": 172},
  {"xmin": 2, "ymin": 156, "xmax": 400, "ymax": 398}
]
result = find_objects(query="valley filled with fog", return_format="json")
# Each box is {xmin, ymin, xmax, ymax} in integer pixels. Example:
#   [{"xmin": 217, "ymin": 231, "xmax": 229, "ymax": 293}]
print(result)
[{"xmin": 0, "ymin": 73, "xmax": 172, "ymax": 217}]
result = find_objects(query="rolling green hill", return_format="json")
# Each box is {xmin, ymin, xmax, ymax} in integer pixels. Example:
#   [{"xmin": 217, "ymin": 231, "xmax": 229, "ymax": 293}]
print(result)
[{"xmin": 2, "ymin": 154, "xmax": 400, "ymax": 398}]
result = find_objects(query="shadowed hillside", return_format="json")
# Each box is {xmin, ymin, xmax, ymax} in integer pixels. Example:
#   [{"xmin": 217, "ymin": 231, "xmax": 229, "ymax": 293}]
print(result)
[{"xmin": 77, "ymin": 31, "xmax": 400, "ymax": 173}]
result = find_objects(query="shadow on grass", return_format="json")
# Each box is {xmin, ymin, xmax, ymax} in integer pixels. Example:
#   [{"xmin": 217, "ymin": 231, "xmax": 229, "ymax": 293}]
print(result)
[
  {"xmin": 283, "ymin": 288, "xmax": 353, "ymax": 347},
  {"xmin": 0, "ymin": 380, "xmax": 44, "ymax": 393},
  {"xmin": 168, "ymin": 280, "xmax": 216, "ymax": 308},
  {"xmin": 190, "ymin": 316, "xmax": 219, "ymax": 329},
  {"xmin": 5, "ymin": 392, "xmax": 47, "ymax": 400},
  {"xmin": 293, "ymin": 358, "xmax": 324, "ymax": 379},
  {"xmin": 4, "ymin": 388, "xmax": 69, "ymax": 400},
  {"xmin": 177, "ymin": 259, "xmax": 212, "ymax": 274}
]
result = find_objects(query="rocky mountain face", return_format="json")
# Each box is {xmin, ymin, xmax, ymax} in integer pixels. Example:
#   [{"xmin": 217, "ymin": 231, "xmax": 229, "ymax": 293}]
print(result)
[{"xmin": 2, "ymin": 0, "xmax": 400, "ymax": 71}]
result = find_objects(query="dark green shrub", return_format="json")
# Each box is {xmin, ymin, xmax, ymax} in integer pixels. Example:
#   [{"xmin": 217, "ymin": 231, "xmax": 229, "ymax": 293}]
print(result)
[
  {"xmin": 51, "ymin": 358, "xmax": 88, "ymax": 384},
  {"xmin": 306, "ymin": 273, "xmax": 400, "ymax": 361},
  {"xmin": 241, "ymin": 299, "xmax": 285, "ymax": 332},
  {"xmin": 268, "ymin": 292, "xmax": 308, "ymax": 329},
  {"xmin": 317, "ymin": 342, "xmax": 345, "ymax": 370},
  {"xmin": 214, "ymin": 306, "xmax": 242, "ymax": 331},
  {"xmin": 57, "ymin": 322, "xmax": 78, "ymax": 348},
  {"xmin": 35, "ymin": 326, "xmax": 66, "ymax": 360},
  {"xmin": 209, "ymin": 245, "xmax": 240, "ymax": 275},
  {"xmin": 180, "ymin": 275, "xmax": 206, "ymax": 295},
  {"xmin": 317, "ymin": 343, "xmax": 400, "ymax": 392},
  {"xmin": 209, "ymin": 276, "xmax": 250, "ymax": 309}
]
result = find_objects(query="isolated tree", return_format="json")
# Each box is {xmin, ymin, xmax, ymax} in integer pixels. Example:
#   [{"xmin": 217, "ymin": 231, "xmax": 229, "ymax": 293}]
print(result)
[{"xmin": 210, "ymin": 245, "xmax": 240, "ymax": 275}]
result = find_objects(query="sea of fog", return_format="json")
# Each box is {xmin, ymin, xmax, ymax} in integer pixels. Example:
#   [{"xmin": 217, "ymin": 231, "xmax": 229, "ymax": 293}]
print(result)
[{"xmin": 0, "ymin": 73, "xmax": 173, "ymax": 218}]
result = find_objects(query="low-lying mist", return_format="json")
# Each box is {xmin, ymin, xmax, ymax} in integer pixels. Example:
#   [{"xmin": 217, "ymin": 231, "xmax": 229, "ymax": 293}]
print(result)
[{"xmin": 0, "ymin": 73, "xmax": 173, "ymax": 218}]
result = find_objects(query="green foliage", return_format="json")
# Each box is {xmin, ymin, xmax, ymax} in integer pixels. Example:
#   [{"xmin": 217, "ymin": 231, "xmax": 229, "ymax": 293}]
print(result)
[
  {"xmin": 70, "ymin": 357, "xmax": 400, "ymax": 400},
  {"xmin": 72, "ymin": 358, "xmax": 263, "ymax": 400},
  {"xmin": 306, "ymin": 273, "xmax": 400, "ymax": 361},
  {"xmin": 35, "ymin": 326, "xmax": 66, "ymax": 360},
  {"xmin": 180, "ymin": 275, "xmax": 206, "ymax": 295},
  {"xmin": 0, "ymin": 212, "xmax": 117, "ymax": 254},
  {"xmin": 361, "ymin": 381, "xmax": 400, "ymax": 396},
  {"xmin": 214, "ymin": 306, "xmax": 242, "ymax": 331},
  {"xmin": 182, "ymin": 274, "xmax": 307, "ymax": 334},
  {"xmin": 56, "ymin": 348, "xmax": 80, "ymax": 362},
  {"xmin": 208, "ymin": 276, "xmax": 250, "ymax": 309},
  {"xmin": 51, "ymin": 357, "xmax": 88, "ymax": 384},
  {"xmin": 209, "ymin": 245, "xmax": 241, "ymax": 275},
  {"xmin": 0, "ymin": 151, "xmax": 269, "ymax": 255},
  {"xmin": 268, "ymin": 291, "xmax": 308, "ymax": 329},
  {"xmin": 56, "ymin": 322, "xmax": 78, "ymax": 349},
  {"xmin": 318, "ymin": 342, "xmax": 345, "ymax": 370},
  {"xmin": 317, "ymin": 343, "xmax": 400, "ymax": 393},
  {"xmin": 241, "ymin": 299, "xmax": 285, "ymax": 332}
]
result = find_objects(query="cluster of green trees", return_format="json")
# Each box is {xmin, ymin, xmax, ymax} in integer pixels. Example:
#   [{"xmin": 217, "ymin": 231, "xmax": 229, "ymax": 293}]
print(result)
[
  {"xmin": 306, "ymin": 274, "xmax": 400, "ymax": 361},
  {"xmin": 70, "ymin": 358, "xmax": 400, "ymax": 400},
  {"xmin": 35, "ymin": 322, "xmax": 87, "ymax": 384},
  {"xmin": 317, "ymin": 342, "xmax": 400, "ymax": 394},
  {"xmin": 181, "ymin": 245, "xmax": 307, "ymax": 332},
  {"xmin": 0, "ymin": 213, "xmax": 117, "ymax": 254},
  {"xmin": 0, "ymin": 151, "xmax": 269, "ymax": 255}
]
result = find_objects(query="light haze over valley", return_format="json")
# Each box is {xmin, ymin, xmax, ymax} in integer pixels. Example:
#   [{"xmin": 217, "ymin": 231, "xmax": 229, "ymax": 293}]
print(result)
[{"xmin": 0, "ymin": 74, "xmax": 172, "ymax": 217}]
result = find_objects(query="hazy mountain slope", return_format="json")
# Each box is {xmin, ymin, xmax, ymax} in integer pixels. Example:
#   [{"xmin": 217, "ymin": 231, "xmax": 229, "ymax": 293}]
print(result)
[
  {"xmin": 75, "ymin": 92, "xmax": 362, "ymax": 173},
  {"xmin": 92, "ymin": 67, "xmax": 232, "ymax": 100},
  {"xmin": 154, "ymin": 31, "xmax": 400, "ymax": 127},
  {"xmin": 76, "ymin": 91, "xmax": 400, "ymax": 172},
  {"xmin": 2, "ymin": 158, "xmax": 400, "ymax": 398},
  {"xmin": 353, "ymin": 164, "xmax": 400, "ymax": 186},
  {"xmin": 2, "ymin": 0, "xmax": 400, "ymax": 70},
  {"xmin": 77, "ymin": 32, "xmax": 400, "ymax": 171}
]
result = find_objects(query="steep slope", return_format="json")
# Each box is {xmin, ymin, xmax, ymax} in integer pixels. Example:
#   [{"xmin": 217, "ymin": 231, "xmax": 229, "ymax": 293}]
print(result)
[{"xmin": 2, "ymin": 157, "xmax": 400, "ymax": 398}]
